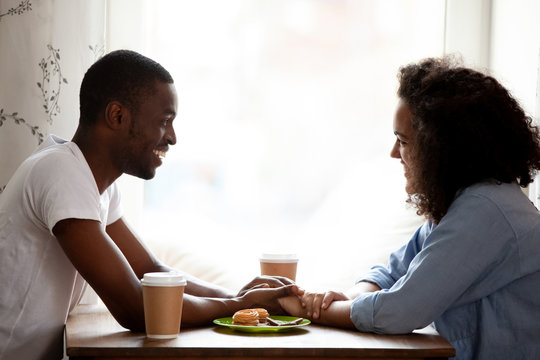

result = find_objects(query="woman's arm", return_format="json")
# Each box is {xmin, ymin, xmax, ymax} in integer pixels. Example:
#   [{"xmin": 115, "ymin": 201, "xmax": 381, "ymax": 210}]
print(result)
[
  {"xmin": 279, "ymin": 295, "xmax": 356, "ymax": 329},
  {"xmin": 345, "ymin": 281, "xmax": 381, "ymax": 299}
]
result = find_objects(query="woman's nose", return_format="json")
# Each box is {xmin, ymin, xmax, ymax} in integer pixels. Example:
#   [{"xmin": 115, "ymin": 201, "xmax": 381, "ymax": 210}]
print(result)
[{"xmin": 390, "ymin": 141, "xmax": 400, "ymax": 159}]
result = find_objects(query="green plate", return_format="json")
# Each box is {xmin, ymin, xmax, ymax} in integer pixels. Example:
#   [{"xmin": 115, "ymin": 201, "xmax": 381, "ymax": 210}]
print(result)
[{"xmin": 213, "ymin": 316, "xmax": 310, "ymax": 333}]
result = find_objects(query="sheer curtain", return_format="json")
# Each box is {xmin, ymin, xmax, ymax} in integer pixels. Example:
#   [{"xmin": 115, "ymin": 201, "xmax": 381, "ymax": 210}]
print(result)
[{"xmin": 0, "ymin": 0, "xmax": 106, "ymax": 193}]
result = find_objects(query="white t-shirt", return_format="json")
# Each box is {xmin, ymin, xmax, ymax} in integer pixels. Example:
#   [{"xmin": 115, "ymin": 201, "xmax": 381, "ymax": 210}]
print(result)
[{"xmin": 0, "ymin": 135, "xmax": 122, "ymax": 360}]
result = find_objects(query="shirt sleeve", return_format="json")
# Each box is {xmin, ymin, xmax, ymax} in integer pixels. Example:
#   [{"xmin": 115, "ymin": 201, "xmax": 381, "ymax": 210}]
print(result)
[
  {"xmin": 105, "ymin": 182, "xmax": 123, "ymax": 225},
  {"xmin": 356, "ymin": 222, "xmax": 431, "ymax": 289},
  {"xmin": 350, "ymin": 193, "xmax": 516, "ymax": 334},
  {"xmin": 25, "ymin": 151, "xmax": 102, "ymax": 234}
]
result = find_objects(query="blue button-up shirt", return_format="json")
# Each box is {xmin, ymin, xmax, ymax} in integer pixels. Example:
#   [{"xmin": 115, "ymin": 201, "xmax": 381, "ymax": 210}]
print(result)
[{"xmin": 351, "ymin": 181, "xmax": 540, "ymax": 359}]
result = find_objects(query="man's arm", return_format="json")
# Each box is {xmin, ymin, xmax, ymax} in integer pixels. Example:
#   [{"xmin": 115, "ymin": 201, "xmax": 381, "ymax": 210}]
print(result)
[
  {"xmin": 105, "ymin": 217, "xmax": 235, "ymax": 298},
  {"xmin": 54, "ymin": 218, "xmax": 147, "ymax": 330},
  {"xmin": 54, "ymin": 217, "xmax": 293, "ymax": 330}
]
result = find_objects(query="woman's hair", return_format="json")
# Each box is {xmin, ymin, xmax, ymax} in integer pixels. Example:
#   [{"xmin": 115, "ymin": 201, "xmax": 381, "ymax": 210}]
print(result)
[
  {"xmin": 397, "ymin": 56, "xmax": 540, "ymax": 223},
  {"xmin": 79, "ymin": 49, "xmax": 174, "ymax": 127}
]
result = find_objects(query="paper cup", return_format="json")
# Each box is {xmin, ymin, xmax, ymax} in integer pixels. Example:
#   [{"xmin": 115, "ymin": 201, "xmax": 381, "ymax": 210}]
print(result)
[
  {"xmin": 259, "ymin": 253, "xmax": 299, "ymax": 281},
  {"xmin": 141, "ymin": 272, "xmax": 187, "ymax": 339}
]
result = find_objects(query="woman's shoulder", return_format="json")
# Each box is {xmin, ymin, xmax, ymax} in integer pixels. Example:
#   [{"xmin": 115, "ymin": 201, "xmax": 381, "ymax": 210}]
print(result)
[
  {"xmin": 453, "ymin": 180, "xmax": 539, "ymax": 231},
  {"xmin": 459, "ymin": 180, "xmax": 524, "ymax": 204}
]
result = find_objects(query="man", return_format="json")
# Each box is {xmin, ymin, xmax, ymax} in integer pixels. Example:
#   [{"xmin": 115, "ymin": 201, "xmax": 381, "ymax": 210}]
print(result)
[{"xmin": 0, "ymin": 50, "xmax": 293, "ymax": 360}]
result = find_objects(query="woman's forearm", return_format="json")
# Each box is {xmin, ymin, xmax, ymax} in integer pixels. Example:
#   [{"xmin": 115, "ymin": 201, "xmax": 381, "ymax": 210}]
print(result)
[
  {"xmin": 315, "ymin": 300, "xmax": 356, "ymax": 329},
  {"xmin": 345, "ymin": 281, "xmax": 381, "ymax": 299}
]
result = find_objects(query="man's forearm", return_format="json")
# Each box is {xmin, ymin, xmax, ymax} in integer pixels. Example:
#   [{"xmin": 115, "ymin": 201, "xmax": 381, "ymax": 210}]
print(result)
[
  {"xmin": 180, "ymin": 294, "xmax": 241, "ymax": 325},
  {"xmin": 183, "ymin": 275, "xmax": 234, "ymax": 298},
  {"xmin": 156, "ymin": 265, "xmax": 235, "ymax": 298}
]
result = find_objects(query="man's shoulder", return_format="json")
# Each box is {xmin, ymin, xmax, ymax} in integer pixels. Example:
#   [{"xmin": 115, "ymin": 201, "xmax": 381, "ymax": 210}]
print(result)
[{"xmin": 28, "ymin": 137, "xmax": 84, "ymax": 171}]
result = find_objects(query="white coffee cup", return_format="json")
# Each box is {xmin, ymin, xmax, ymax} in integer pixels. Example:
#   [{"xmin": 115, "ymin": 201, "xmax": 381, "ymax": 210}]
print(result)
[
  {"xmin": 259, "ymin": 253, "xmax": 299, "ymax": 281},
  {"xmin": 141, "ymin": 272, "xmax": 187, "ymax": 339}
]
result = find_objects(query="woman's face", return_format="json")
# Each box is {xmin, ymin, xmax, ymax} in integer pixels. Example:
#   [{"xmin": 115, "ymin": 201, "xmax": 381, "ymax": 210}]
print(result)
[{"xmin": 390, "ymin": 100, "xmax": 417, "ymax": 194}]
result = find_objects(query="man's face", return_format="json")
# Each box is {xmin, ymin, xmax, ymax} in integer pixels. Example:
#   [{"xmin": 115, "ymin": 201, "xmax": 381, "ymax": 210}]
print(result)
[{"xmin": 121, "ymin": 81, "xmax": 178, "ymax": 180}]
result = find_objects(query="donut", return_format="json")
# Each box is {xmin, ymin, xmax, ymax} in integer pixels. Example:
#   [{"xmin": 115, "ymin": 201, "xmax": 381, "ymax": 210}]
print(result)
[
  {"xmin": 232, "ymin": 309, "xmax": 259, "ymax": 326},
  {"xmin": 253, "ymin": 308, "xmax": 269, "ymax": 323}
]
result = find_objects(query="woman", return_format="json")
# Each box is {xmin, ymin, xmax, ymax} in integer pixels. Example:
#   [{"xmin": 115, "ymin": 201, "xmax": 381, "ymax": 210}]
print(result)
[{"xmin": 281, "ymin": 56, "xmax": 540, "ymax": 359}]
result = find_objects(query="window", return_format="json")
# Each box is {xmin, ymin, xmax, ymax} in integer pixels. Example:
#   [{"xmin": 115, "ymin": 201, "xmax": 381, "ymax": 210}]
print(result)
[{"xmin": 119, "ymin": 0, "xmax": 447, "ymax": 290}]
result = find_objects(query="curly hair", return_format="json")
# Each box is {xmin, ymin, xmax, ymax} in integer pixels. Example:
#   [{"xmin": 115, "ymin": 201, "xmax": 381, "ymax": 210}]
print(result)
[
  {"xmin": 79, "ymin": 50, "xmax": 174, "ymax": 127},
  {"xmin": 397, "ymin": 56, "xmax": 540, "ymax": 223}
]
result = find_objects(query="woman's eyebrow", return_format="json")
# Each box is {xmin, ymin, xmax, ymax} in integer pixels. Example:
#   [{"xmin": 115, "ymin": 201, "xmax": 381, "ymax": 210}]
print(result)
[{"xmin": 394, "ymin": 131, "xmax": 408, "ymax": 138}]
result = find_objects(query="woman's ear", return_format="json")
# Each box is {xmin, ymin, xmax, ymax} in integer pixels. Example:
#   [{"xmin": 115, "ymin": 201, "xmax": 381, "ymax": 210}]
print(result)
[{"xmin": 104, "ymin": 101, "xmax": 129, "ymax": 130}]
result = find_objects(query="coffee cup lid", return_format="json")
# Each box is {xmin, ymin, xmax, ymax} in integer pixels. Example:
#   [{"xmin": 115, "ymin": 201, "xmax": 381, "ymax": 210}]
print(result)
[
  {"xmin": 141, "ymin": 272, "xmax": 187, "ymax": 286},
  {"xmin": 259, "ymin": 253, "xmax": 298, "ymax": 262}
]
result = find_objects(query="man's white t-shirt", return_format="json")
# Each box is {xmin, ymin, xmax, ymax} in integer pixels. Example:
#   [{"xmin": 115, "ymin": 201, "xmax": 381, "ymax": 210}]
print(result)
[{"xmin": 0, "ymin": 135, "xmax": 122, "ymax": 360}]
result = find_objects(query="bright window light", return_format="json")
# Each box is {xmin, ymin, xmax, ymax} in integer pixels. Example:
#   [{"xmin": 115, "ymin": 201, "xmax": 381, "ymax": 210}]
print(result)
[{"xmin": 137, "ymin": 0, "xmax": 445, "ymax": 289}]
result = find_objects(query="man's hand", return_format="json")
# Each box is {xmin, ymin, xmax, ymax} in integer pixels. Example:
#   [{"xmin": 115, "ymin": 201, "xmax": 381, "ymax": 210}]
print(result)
[
  {"xmin": 237, "ymin": 276, "xmax": 295, "ymax": 297},
  {"xmin": 239, "ymin": 284, "xmax": 296, "ymax": 315}
]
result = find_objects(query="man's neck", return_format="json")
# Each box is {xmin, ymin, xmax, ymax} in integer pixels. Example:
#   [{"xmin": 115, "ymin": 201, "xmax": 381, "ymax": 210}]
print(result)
[{"xmin": 72, "ymin": 127, "xmax": 121, "ymax": 194}]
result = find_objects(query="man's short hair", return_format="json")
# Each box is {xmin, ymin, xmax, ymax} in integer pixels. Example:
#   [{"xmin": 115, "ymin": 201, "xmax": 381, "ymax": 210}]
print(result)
[{"xmin": 79, "ymin": 49, "xmax": 174, "ymax": 126}]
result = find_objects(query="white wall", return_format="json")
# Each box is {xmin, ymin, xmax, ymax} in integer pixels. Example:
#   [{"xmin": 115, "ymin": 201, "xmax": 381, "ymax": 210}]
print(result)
[
  {"xmin": 445, "ymin": 0, "xmax": 492, "ymax": 69},
  {"xmin": 489, "ymin": 0, "xmax": 540, "ymax": 203},
  {"xmin": 489, "ymin": 0, "xmax": 540, "ymax": 118}
]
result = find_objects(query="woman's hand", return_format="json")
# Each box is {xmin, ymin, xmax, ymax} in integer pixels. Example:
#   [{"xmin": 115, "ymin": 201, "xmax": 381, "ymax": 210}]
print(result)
[
  {"xmin": 278, "ymin": 288, "xmax": 355, "ymax": 329},
  {"xmin": 300, "ymin": 290, "xmax": 349, "ymax": 319},
  {"xmin": 278, "ymin": 295, "xmax": 307, "ymax": 318}
]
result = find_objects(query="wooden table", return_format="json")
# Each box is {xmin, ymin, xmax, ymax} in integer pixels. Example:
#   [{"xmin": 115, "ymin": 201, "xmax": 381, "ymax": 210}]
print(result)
[{"xmin": 65, "ymin": 305, "xmax": 455, "ymax": 360}]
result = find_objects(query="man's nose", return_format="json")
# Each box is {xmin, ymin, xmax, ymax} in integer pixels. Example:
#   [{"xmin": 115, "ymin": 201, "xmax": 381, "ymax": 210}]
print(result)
[{"xmin": 166, "ymin": 125, "xmax": 177, "ymax": 145}]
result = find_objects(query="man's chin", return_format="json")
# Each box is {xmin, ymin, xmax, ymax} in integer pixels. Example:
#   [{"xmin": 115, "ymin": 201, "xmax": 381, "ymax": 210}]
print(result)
[{"xmin": 126, "ymin": 169, "xmax": 156, "ymax": 180}]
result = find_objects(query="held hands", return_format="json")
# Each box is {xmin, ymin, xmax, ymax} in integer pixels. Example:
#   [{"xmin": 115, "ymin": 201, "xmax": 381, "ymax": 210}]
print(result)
[
  {"xmin": 237, "ymin": 275, "xmax": 296, "ymax": 297},
  {"xmin": 279, "ymin": 287, "xmax": 350, "ymax": 320},
  {"xmin": 299, "ymin": 289, "xmax": 349, "ymax": 319},
  {"xmin": 237, "ymin": 277, "xmax": 296, "ymax": 315}
]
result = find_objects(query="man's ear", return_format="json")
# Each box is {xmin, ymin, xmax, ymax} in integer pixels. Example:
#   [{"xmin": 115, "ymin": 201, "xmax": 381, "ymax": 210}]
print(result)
[{"xmin": 104, "ymin": 101, "xmax": 129, "ymax": 130}]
